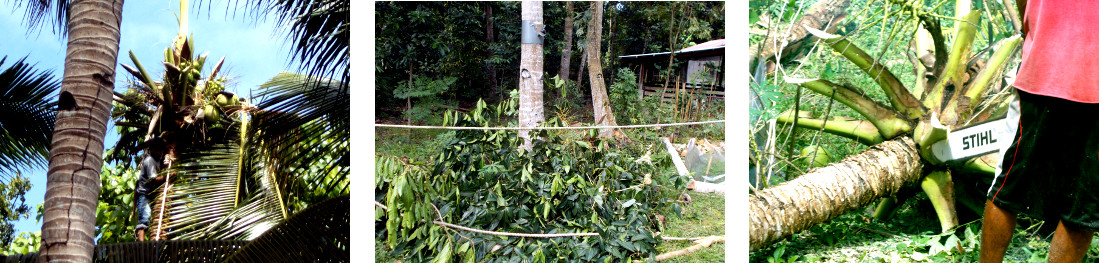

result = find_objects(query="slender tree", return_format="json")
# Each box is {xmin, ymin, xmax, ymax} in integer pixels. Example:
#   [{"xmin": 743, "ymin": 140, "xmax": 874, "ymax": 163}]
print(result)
[
  {"xmin": 558, "ymin": 1, "xmax": 574, "ymax": 81},
  {"xmin": 518, "ymin": 1, "xmax": 545, "ymax": 150},
  {"xmin": 586, "ymin": 1, "xmax": 617, "ymax": 138},
  {"xmin": 484, "ymin": 3, "xmax": 499, "ymax": 100}
]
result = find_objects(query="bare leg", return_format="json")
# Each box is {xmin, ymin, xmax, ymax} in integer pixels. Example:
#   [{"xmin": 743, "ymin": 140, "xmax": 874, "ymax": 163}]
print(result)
[
  {"xmin": 1047, "ymin": 220, "xmax": 1093, "ymax": 263},
  {"xmin": 981, "ymin": 199, "xmax": 1018, "ymax": 263},
  {"xmin": 136, "ymin": 228, "xmax": 146, "ymax": 242}
]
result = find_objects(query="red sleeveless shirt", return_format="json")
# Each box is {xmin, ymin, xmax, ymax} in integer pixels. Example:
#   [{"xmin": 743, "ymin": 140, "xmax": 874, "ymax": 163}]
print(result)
[{"xmin": 1013, "ymin": 0, "xmax": 1099, "ymax": 103}]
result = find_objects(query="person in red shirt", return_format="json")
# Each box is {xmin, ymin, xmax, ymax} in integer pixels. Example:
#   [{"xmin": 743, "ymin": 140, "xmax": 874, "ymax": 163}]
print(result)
[{"xmin": 981, "ymin": 1, "xmax": 1099, "ymax": 262}]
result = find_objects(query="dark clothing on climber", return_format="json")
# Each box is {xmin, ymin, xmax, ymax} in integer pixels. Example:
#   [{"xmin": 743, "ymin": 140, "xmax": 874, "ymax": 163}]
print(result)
[{"xmin": 135, "ymin": 153, "xmax": 162, "ymax": 231}]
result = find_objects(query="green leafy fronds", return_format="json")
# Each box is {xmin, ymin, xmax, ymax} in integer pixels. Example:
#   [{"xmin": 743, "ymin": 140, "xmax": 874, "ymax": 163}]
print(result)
[
  {"xmin": 206, "ymin": 0, "xmax": 349, "ymax": 91},
  {"xmin": 159, "ymin": 121, "xmax": 286, "ymax": 240},
  {"xmin": 223, "ymin": 195, "xmax": 348, "ymax": 262},
  {"xmin": 0, "ymin": 56, "xmax": 58, "ymax": 175},
  {"xmin": 378, "ymin": 100, "xmax": 688, "ymax": 262},
  {"xmin": 254, "ymin": 72, "xmax": 350, "ymax": 211},
  {"xmin": 12, "ymin": 0, "xmax": 69, "ymax": 37}
]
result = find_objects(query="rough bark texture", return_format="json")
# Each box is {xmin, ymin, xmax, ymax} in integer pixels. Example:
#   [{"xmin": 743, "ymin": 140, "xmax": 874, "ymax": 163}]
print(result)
[
  {"xmin": 750, "ymin": 0, "xmax": 851, "ymax": 73},
  {"xmin": 40, "ymin": 0, "xmax": 124, "ymax": 261},
  {"xmin": 485, "ymin": 4, "xmax": 499, "ymax": 100},
  {"xmin": 749, "ymin": 137, "xmax": 923, "ymax": 251},
  {"xmin": 519, "ymin": 1, "xmax": 545, "ymax": 150},
  {"xmin": 586, "ymin": 1, "xmax": 617, "ymax": 138},
  {"xmin": 558, "ymin": 1, "xmax": 573, "ymax": 81}
]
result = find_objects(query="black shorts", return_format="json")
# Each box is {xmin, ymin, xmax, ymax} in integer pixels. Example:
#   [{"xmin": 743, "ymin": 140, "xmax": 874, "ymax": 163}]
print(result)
[{"xmin": 987, "ymin": 89, "xmax": 1099, "ymax": 232}]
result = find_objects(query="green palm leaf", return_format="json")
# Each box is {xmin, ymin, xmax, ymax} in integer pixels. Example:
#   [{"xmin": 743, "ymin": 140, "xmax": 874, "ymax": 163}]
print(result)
[
  {"xmin": 157, "ymin": 118, "xmax": 287, "ymax": 240},
  {"xmin": 253, "ymin": 72, "xmax": 349, "ymax": 213},
  {"xmin": 12, "ymin": 0, "xmax": 69, "ymax": 37},
  {"xmin": 223, "ymin": 195, "xmax": 349, "ymax": 262},
  {"xmin": 0, "ymin": 56, "xmax": 59, "ymax": 176},
  {"xmin": 199, "ymin": 0, "xmax": 349, "ymax": 91}
]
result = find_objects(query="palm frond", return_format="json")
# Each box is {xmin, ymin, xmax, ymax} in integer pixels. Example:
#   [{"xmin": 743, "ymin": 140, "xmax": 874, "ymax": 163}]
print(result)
[
  {"xmin": 253, "ymin": 71, "xmax": 348, "ymax": 213},
  {"xmin": 222, "ymin": 195, "xmax": 349, "ymax": 262},
  {"xmin": 158, "ymin": 117, "xmax": 286, "ymax": 240},
  {"xmin": 11, "ymin": 0, "xmax": 69, "ymax": 37},
  {"xmin": 0, "ymin": 56, "xmax": 59, "ymax": 176},
  {"xmin": 200, "ymin": 0, "xmax": 349, "ymax": 91}
]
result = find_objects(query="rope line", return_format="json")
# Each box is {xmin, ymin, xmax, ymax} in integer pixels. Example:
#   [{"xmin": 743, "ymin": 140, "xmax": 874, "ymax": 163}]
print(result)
[
  {"xmin": 376, "ymin": 202, "xmax": 709, "ymax": 240},
  {"xmin": 375, "ymin": 120, "xmax": 725, "ymax": 130}
]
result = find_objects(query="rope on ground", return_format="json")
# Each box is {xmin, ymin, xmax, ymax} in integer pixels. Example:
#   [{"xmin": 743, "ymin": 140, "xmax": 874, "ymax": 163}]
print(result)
[
  {"xmin": 375, "ymin": 120, "xmax": 725, "ymax": 130},
  {"xmin": 661, "ymin": 236, "xmax": 703, "ymax": 241},
  {"xmin": 375, "ymin": 202, "xmax": 712, "ymax": 241},
  {"xmin": 654, "ymin": 236, "xmax": 725, "ymax": 261}
]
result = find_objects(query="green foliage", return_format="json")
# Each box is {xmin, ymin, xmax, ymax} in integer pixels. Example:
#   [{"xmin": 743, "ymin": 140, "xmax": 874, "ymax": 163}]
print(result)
[
  {"xmin": 377, "ymin": 99, "xmax": 688, "ymax": 262},
  {"xmin": 376, "ymin": 1, "xmax": 724, "ymax": 111},
  {"xmin": 394, "ymin": 76, "xmax": 457, "ymax": 100},
  {"xmin": 96, "ymin": 162, "xmax": 138, "ymax": 244},
  {"xmin": 2, "ymin": 231, "xmax": 39, "ymax": 255},
  {"xmin": 765, "ymin": 244, "xmax": 800, "ymax": 263},
  {"xmin": 394, "ymin": 76, "xmax": 458, "ymax": 125},
  {"xmin": 608, "ymin": 68, "xmax": 640, "ymax": 125},
  {"xmin": 546, "ymin": 75, "xmax": 584, "ymax": 114},
  {"xmin": 0, "ymin": 56, "xmax": 58, "ymax": 175},
  {"xmin": 0, "ymin": 174, "xmax": 32, "ymax": 248}
]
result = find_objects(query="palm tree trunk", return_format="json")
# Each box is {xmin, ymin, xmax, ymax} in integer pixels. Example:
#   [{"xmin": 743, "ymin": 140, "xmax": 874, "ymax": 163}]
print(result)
[
  {"xmin": 40, "ymin": 0, "xmax": 125, "ymax": 261},
  {"xmin": 749, "ymin": 137, "xmax": 923, "ymax": 251},
  {"xmin": 586, "ymin": 1, "xmax": 617, "ymax": 138},
  {"xmin": 518, "ymin": 1, "xmax": 545, "ymax": 150}
]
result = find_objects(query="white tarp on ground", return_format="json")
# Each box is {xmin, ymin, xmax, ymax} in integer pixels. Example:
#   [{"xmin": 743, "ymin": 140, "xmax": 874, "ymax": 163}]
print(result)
[{"xmin": 663, "ymin": 137, "xmax": 726, "ymax": 193}]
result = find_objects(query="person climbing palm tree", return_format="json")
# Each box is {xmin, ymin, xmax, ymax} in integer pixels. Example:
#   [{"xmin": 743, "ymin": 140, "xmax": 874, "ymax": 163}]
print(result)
[{"xmin": 135, "ymin": 137, "xmax": 167, "ymax": 242}]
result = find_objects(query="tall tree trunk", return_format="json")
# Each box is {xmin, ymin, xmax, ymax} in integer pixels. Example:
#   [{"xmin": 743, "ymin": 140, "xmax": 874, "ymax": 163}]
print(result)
[
  {"xmin": 40, "ymin": 0, "xmax": 125, "ymax": 261},
  {"xmin": 485, "ymin": 3, "xmax": 499, "ymax": 101},
  {"xmin": 576, "ymin": 47, "xmax": 588, "ymax": 91},
  {"xmin": 587, "ymin": 1, "xmax": 617, "ymax": 138},
  {"xmin": 558, "ymin": 1, "xmax": 574, "ymax": 81},
  {"xmin": 749, "ymin": 137, "xmax": 923, "ymax": 251},
  {"xmin": 519, "ymin": 1, "xmax": 545, "ymax": 150}
]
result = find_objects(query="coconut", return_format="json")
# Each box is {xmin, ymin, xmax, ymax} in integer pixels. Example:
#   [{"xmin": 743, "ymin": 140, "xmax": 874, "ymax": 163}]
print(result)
[
  {"xmin": 215, "ymin": 94, "xmax": 230, "ymax": 107},
  {"xmin": 204, "ymin": 104, "xmax": 220, "ymax": 123},
  {"xmin": 799, "ymin": 145, "xmax": 834, "ymax": 168}
]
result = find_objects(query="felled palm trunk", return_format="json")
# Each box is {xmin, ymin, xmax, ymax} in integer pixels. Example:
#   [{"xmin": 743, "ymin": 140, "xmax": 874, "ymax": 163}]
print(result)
[{"xmin": 749, "ymin": 137, "xmax": 923, "ymax": 250}]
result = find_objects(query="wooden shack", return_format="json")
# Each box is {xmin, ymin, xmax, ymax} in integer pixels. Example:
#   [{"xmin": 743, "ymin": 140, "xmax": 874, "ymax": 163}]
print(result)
[{"xmin": 618, "ymin": 39, "xmax": 725, "ymax": 101}]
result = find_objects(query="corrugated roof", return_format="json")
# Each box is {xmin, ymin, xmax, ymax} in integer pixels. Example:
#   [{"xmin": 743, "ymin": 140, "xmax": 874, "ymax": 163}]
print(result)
[
  {"xmin": 618, "ymin": 39, "xmax": 725, "ymax": 59},
  {"xmin": 679, "ymin": 39, "xmax": 725, "ymax": 52}
]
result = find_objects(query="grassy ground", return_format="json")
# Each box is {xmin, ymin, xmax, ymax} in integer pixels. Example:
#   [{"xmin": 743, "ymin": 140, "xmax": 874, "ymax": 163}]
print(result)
[{"xmin": 655, "ymin": 192, "xmax": 725, "ymax": 262}]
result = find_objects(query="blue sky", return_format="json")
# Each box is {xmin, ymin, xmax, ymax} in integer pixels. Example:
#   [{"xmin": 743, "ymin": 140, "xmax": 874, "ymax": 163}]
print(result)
[{"xmin": 0, "ymin": 1, "xmax": 295, "ymax": 235}]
